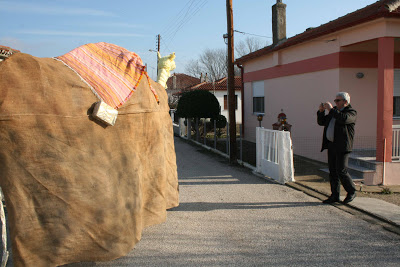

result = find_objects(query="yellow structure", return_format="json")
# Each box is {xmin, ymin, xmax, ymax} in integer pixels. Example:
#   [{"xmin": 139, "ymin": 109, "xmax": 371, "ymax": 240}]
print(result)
[{"xmin": 157, "ymin": 51, "xmax": 176, "ymax": 89}]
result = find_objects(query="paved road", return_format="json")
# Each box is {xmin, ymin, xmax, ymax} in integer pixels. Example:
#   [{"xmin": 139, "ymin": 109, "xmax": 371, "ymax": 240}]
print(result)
[{"xmin": 3, "ymin": 137, "xmax": 399, "ymax": 266}]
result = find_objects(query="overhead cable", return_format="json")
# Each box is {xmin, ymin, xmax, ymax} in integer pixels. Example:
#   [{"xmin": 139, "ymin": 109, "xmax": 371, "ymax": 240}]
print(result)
[{"xmin": 234, "ymin": 30, "xmax": 271, "ymax": 38}]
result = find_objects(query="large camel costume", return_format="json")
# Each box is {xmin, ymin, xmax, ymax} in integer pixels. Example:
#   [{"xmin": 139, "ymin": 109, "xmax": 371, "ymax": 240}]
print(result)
[{"xmin": 0, "ymin": 43, "xmax": 179, "ymax": 266}]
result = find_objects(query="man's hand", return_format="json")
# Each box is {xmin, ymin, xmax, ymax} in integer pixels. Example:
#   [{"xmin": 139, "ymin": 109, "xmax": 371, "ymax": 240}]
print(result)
[
  {"xmin": 318, "ymin": 103, "xmax": 325, "ymax": 112},
  {"xmin": 324, "ymin": 102, "xmax": 333, "ymax": 111}
]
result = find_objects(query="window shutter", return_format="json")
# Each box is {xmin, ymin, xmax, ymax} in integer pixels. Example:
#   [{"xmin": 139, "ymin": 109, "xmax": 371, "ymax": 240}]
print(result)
[
  {"xmin": 252, "ymin": 81, "xmax": 264, "ymax": 97},
  {"xmin": 224, "ymin": 95, "xmax": 227, "ymax": 110}
]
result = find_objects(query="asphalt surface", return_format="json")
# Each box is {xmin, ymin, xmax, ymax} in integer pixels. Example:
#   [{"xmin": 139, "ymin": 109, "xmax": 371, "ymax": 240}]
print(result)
[
  {"xmin": 2, "ymin": 137, "xmax": 400, "ymax": 266},
  {"xmin": 60, "ymin": 137, "xmax": 400, "ymax": 266}
]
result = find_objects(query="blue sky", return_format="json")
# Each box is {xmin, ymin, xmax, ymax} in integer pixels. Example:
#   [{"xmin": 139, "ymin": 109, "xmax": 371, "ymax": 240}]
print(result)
[{"xmin": 2, "ymin": 0, "xmax": 377, "ymax": 80}]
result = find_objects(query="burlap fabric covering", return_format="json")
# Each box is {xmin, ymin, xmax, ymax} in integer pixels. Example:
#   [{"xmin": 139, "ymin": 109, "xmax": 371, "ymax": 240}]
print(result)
[{"xmin": 0, "ymin": 53, "xmax": 179, "ymax": 266}]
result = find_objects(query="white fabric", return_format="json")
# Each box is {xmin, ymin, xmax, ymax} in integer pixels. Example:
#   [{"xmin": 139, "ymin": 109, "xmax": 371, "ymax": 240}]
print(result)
[{"xmin": 256, "ymin": 127, "xmax": 294, "ymax": 184}]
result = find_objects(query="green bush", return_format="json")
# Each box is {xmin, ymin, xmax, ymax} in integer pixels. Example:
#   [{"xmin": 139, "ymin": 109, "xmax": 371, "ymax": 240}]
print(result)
[
  {"xmin": 176, "ymin": 90, "xmax": 220, "ymax": 119},
  {"xmin": 211, "ymin": 114, "xmax": 227, "ymax": 129},
  {"xmin": 210, "ymin": 114, "xmax": 227, "ymax": 138}
]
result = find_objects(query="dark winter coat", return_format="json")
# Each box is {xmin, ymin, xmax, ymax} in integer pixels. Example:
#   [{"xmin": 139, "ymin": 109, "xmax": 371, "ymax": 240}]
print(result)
[{"xmin": 317, "ymin": 104, "xmax": 357, "ymax": 153}]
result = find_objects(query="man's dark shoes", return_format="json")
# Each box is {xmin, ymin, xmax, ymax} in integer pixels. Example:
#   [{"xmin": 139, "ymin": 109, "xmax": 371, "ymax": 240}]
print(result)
[
  {"xmin": 343, "ymin": 193, "xmax": 356, "ymax": 204},
  {"xmin": 322, "ymin": 197, "xmax": 340, "ymax": 204}
]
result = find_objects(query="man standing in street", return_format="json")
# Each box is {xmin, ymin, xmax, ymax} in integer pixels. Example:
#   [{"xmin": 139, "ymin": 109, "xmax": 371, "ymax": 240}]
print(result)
[{"xmin": 317, "ymin": 92, "xmax": 357, "ymax": 204}]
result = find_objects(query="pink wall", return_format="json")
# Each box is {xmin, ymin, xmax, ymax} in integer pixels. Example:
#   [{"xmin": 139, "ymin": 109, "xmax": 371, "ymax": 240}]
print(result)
[
  {"xmin": 281, "ymin": 35, "xmax": 340, "ymax": 65},
  {"xmin": 381, "ymin": 162, "xmax": 400, "ymax": 185},
  {"xmin": 243, "ymin": 66, "xmax": 380, "ymax": 161},
  {"xmin": 245, "ymin": 53, "xmax": 276, "ymax": 73},
  {"xmin": 244, "ymin": 70, "xmax": 339, "ymax": 162},
  {"xmin": 339, "ymin": 68, "xmax": 378, "ymax": 149},
  {"xmin": 339, "ymin": 19, "xmax": 387, "ymax": 46}
]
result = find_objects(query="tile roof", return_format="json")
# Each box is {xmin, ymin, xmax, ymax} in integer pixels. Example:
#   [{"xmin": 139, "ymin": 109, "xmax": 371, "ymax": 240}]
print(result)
[
  {"xmin": 236, "ymin": 0, "xmax": 400, "ymax": 64},
  {"xmin": 166, "ymin": 73, "xmax": 201, "ymax": 89},
  {"xmin": 188, "ymin": 76, "xmax": 242, "ymax": 91}
]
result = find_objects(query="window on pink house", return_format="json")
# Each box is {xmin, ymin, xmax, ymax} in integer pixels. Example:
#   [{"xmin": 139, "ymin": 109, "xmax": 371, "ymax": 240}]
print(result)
[
  {"xmin": 252, "ymin": 81, "xmax": 265, "ymax": 114},
  {"xmin": 394, "ymin": 97, "xmax": 400, "ymax": 117},
  {"xmin": 395, "ymin": 70, "xmax": 400, "ymax": 118}
]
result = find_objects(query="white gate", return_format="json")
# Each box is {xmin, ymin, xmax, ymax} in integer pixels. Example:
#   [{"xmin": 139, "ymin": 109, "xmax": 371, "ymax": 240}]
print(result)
[{"xmin": 256, "ymin": 127, "xmax": 294, "ymax": 184}]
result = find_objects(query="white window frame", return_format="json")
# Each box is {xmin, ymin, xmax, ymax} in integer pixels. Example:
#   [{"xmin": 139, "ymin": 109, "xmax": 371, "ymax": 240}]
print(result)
[{"xmin": 252, "ymin": 81, "xmax": 265, "ymax": 114}]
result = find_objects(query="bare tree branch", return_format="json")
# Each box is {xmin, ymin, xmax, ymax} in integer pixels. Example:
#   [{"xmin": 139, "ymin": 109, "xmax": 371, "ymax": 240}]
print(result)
[
  {"xmin": 235, "ymin": 36, "xmax": 266, "ymax": 58},
  {"xmin": 184, "ymin": 39, "xmax": 264, "ymax": 81},
  {"xmin": 199, "ymin": 48, "xmax": 227, "ymax": 81},
  {"xmin": 184, "ymin": 59, "xmax": 204, "ymax": 79}
]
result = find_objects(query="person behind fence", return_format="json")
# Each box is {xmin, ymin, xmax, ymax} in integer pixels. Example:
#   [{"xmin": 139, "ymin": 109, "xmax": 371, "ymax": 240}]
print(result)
[{"xmin": 317, "ymin": 92, "xmax": 357, "ymax": 204}]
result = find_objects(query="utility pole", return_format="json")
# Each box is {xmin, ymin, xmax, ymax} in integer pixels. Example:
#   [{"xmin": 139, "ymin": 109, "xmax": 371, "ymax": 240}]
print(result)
[
  {"xmin": 157, "ymin": 34, "xmax": 160, "ymax": 52},
  {"xmin": 226, "ymin": 0, "xmax": 237, "ymax": 164},
  {"xmin": 156, "ymin": 34, "xmax": 160, "ymax": 77}
]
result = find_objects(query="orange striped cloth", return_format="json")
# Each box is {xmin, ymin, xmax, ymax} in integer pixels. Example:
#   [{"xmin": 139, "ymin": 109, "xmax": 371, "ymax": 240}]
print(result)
[{"xmin": 56, "ymin": 42, "xmax": 159, "ymax": 109}]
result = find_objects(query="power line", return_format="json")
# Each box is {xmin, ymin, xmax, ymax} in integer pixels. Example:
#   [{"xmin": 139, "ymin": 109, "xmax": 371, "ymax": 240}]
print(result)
[
  {"xmin": 234, "ymin": 30, "xmax": 271, "ymax": 38},
  {"xmin": 160, "ymin": 0, "xmax": 196, "ymax": 37},
  {"xmin": 163, "ymin": 1, "xmax": 207, "ymax": 44},
  {"xmin": 161, "ymin": 0, "xmax": 198, "ymax": 40},
  {"xmin": 161, "ymin": 0, "xmax": 208, "ymax": 47},
  {"xmin": 151, "ymin": 0, "xmax": 208, "ymax": 61},
  {"xmin": 160, "ymin": 36, "xmax": 173, "ymax": 53}
]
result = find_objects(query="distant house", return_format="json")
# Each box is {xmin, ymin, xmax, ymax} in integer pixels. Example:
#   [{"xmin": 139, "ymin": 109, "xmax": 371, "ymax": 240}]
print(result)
[
  {"xmin": 235, "ymin": 0, "xmax": 400, "ymax": 185},
  {"xmin": 166, "ymin": 73, "xmax": 201, "ymax": 108},
  {"xmin": 187, "ymin": 76, "xmax": 243, "ymax": 124},
  {"xmin": 0, "ymin": 45, "xmax": 20, "ymax": 62}
]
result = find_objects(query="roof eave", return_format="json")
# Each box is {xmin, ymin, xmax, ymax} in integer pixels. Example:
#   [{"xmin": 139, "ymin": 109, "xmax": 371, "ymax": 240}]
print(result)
[{"xmin": 236, "ymin": 1, "xmax": 400, "ymax": 64}]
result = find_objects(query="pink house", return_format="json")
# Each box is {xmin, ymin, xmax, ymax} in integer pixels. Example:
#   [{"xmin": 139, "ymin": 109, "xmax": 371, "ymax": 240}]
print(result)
[{"xmin": 236, "ymin": 0, "xmax": 400, "ymax": 185}]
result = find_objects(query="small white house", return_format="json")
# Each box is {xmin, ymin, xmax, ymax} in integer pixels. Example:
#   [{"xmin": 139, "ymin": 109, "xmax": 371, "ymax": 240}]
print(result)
[{"xmin": 188, "ymin": 76, "xmax": 243, "ymax": 124}]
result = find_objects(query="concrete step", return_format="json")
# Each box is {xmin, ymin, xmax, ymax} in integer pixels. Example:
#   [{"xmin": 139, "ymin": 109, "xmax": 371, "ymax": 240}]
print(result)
[
  {"xmin": 320, "ymin": 162, "xmax": 375, "ymax": 181},
  {"xmin": 348, "ymin": 156, "xmax": 381, "ymax": 171},
  {"xmin": 348, "ymin": 163, "xmax": 375, "ymax": 180}
]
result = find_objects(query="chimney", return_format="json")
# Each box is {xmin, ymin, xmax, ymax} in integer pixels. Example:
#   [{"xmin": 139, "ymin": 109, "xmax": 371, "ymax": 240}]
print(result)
[
  {"xmin": 172, "ymin": 74, "xmax": 177, "ymax": 90},
  {"xmin": 205, "ymin": 73, "xmax": 209, "ymax": 83},
  {"xmin": 200, "ymin": 73, "xmax": 204, "ymax": 82},
  {"xmin": 272, "ymin": 0, "xmax": 287, "ymax": 46}
]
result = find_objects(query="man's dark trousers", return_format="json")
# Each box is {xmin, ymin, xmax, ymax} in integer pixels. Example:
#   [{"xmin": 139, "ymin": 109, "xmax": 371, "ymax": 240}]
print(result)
[{"xmin": 327, "ymin": 142, "xmax": 356, "ymax": 198}]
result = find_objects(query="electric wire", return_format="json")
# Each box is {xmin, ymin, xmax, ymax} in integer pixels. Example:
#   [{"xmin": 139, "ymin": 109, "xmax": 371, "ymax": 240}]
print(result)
[
  {"xmin": 159, "ymin": 0, "xmax": 196, "ymax": 38},
  {"xmin": 161, "ymin": 0, "xmax": 208, "ymax": 49},
  {"xmin": 160, "ymin": 36, "xmax": 187, "ymax": 73},
  {"xmin": 145, "ymin": 0, "xmax": 208, "ymax": 76},
  {"xmin": 162, "ymin": 0, "xmax": 205, "ymax": 40},
  {"xmin": 234, "ymin": 30, "xmax": 271, "ymax": 38}
]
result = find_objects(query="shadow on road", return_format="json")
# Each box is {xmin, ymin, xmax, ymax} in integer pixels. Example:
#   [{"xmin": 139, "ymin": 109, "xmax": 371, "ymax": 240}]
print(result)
[
  {"xmin": 178, "ymin": 164, "xmax": 276, "ymax": 186},
  {"xmin": 169, "ymin": 201, "xmax": 324, "ymax": 212}
]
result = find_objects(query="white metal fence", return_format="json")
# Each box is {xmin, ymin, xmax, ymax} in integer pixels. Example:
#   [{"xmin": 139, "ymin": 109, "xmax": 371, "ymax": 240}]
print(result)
[
  {"xmin": 256, "ymin": 127, "xmax": 294, "ymax": 184},
  {"xmin": 393, "ymin": 126, "xmax": 400, "ymax": 158},
  {"xmin": 178, "ymin": 117, "xmax": 244, "ymax": 161}
]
